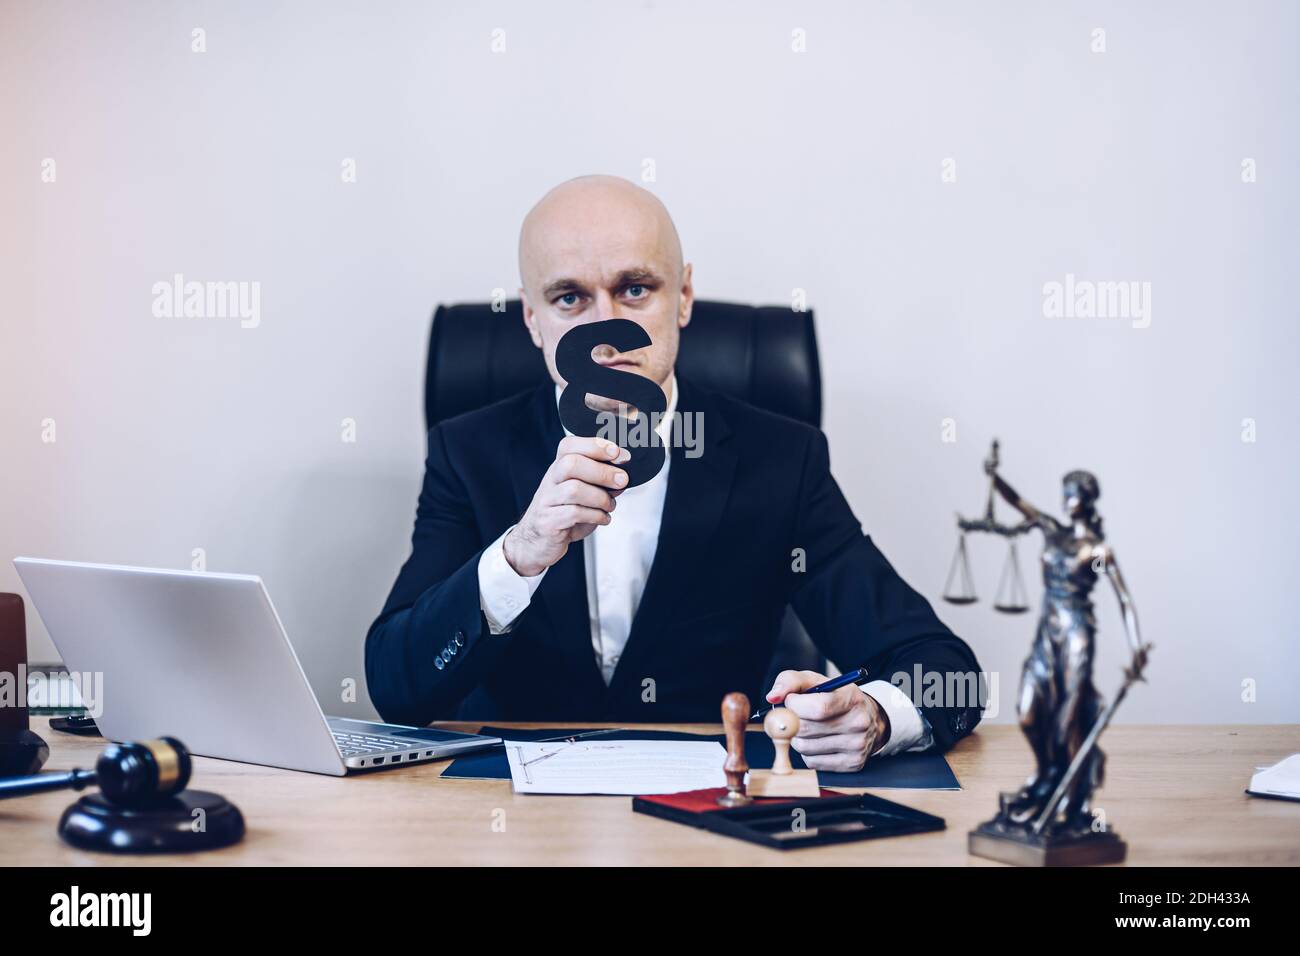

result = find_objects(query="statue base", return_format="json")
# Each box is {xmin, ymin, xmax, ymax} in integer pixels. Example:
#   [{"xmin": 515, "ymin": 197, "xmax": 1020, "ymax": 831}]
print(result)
[{"xmin": 968, "ymin": 818, "xmax": 1126, "ymax": 867}]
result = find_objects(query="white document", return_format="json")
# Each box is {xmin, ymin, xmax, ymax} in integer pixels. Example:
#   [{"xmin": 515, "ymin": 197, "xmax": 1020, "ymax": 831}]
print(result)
[
  {"xmin": 1247, "ymin": 753, "xmax": 1300, "ymax": 801},
  {"xmin": 504, "ymin": 739, "xmax": 727, "ymax": 795}
]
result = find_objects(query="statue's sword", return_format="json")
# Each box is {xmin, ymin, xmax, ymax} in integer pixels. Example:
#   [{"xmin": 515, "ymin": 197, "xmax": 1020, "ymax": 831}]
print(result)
[{"xmin": 1031, "ymin": 649, "xmax": 1150, "ymax": 835}]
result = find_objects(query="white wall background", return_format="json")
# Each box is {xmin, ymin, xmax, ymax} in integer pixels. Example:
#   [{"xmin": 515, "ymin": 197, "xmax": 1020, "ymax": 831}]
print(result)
[{"xmin": 2, "ymin": 0, "xmax": 1296, "ymax": 724}]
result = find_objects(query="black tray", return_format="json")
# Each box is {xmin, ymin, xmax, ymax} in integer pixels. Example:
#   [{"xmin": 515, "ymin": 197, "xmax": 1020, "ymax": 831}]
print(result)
[{"xmin": 633, "ymin": 788, "xmax": 945, "ymax": 850}]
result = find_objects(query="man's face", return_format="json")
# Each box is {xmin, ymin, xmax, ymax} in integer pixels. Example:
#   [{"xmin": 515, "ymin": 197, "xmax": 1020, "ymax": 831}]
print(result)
[{"xmin": 518, "ymin": 179, "xmax": 693, "ymax": 411}]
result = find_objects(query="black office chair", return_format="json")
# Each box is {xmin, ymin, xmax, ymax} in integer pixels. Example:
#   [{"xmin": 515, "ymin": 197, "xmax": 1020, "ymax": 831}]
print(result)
[{"xmin": 424, "ymin": 299, "xmax": 825, "ymax": 683}]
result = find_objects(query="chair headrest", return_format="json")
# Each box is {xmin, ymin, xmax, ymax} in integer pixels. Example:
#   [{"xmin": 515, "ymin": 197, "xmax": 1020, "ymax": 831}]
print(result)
[{"xmin": 425, "ymin": 300, "xmax": 820, "ymax": 428}]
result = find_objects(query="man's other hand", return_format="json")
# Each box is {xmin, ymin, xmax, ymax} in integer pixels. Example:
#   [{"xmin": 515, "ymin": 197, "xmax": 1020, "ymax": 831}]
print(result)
[
  {"xmin": 503, "ymin": 436, "xmax": 630, "ymax": 577},
  {"xmin": 765, "ymin": 669, "xmax": 891, "ymax": 773}
]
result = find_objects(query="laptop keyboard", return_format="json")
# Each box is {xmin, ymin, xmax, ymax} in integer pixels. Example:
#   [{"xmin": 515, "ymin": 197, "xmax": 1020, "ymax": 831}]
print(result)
[{"xmin": 332, "ymin": 730, "xmax": 414, "ymax": 758}]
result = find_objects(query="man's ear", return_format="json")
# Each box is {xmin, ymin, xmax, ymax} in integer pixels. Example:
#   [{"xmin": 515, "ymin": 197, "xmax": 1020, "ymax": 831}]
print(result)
[
  {"xmin": 678, "ymin": 263, "xmax": 695, "ymax": 329},
  {"xmin": 519, "ymin": 288, "xmax": 544, "ymax": 348}
]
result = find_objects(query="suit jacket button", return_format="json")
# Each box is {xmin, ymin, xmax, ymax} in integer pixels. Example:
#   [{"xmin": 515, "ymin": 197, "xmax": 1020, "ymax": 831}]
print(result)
[
  {"xmin": 434, "ymin": 657, "xmax": 446, "ymax": 671},
  {"xmin": 454, "ymin": 630, "xmax": 465, "ymax": 647},
  {"xmin": 441, "ymin": 649, "xmax": 452, "ymax": 663},
  {"xmin": 447, "ymin": 643, "xmax": 458, "ymax": 656}
]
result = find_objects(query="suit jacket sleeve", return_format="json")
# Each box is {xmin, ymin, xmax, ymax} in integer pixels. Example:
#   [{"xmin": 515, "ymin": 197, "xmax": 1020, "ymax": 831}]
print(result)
[
  {"xmin": 788, "ymin": 431, "xmax": 984, "ymax": 751},
  {"xmin": 364, "ymin": 424, "xmax": 511, "ymax": 726}
]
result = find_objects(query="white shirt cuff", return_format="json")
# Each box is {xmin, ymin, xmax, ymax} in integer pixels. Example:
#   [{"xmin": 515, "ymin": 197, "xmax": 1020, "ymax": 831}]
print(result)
[
  {"xmin": 863, "ymin": 679, "xmax": 933, "ymax": 756},
  {"xmin": 477, "ymin": 526, "xmax": 547, "ymax": 634}
]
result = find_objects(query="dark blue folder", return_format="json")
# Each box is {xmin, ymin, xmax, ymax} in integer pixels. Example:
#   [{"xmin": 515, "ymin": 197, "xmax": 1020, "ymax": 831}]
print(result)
[{"xmin": 440, "ymin": 726, "xmax": 960, "ymax": 790}]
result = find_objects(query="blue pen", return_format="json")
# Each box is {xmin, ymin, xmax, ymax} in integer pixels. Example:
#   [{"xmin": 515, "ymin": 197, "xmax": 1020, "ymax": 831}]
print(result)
[{"xmin": 750, "ymin": 666, "xmax": 871, "ymax": 720}]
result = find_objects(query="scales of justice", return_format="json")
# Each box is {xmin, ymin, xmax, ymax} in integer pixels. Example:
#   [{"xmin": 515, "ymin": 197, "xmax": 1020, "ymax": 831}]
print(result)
[{"xmin": 944, "ymin": 440, "xmax": 1152, "ymax": 866}]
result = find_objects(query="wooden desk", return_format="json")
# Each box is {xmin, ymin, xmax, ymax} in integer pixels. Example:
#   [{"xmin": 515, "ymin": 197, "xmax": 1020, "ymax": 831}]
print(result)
[{"xmin": 4, "ymin": 719, "xmax": 1297, "ymax": 865}]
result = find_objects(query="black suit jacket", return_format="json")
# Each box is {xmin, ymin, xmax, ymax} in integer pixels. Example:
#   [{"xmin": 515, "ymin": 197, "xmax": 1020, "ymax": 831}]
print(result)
[{"xmin": 366, "ymin": 376, "xmax": 983, "ymax": 750}]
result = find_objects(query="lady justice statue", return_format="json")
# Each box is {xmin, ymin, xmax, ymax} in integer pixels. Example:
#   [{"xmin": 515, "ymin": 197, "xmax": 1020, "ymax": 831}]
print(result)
[{"xmin": 955, "ymin": 440, "xmax": 1152, "ymax": 866}]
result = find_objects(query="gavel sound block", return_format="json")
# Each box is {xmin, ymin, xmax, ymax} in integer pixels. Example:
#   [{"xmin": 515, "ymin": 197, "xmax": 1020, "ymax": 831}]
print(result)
[{"xmin": 747, "ymin": 708, "xmax": 820, "ymax": 798}]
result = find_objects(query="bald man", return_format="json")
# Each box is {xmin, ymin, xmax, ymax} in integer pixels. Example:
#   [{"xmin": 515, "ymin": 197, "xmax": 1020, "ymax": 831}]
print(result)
[{"xmin": 365, "ymin": 175, "xmax": 983, "ymax": 770}]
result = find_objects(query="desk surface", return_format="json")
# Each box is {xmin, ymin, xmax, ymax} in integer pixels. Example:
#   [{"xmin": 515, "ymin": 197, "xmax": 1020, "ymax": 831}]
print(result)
[{"xmin": 5, "ymin": 719, "xmax": 1297, "ymax": 866}]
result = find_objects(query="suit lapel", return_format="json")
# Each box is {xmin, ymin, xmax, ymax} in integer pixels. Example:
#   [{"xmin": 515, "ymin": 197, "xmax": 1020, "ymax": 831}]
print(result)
[
  {"xmin": 509, "ymin": 385, "xmax": 604, "ymax": 694},
  {"xmin": 608, "ymin": 378, "xmax": 737, "ymax": 697}
]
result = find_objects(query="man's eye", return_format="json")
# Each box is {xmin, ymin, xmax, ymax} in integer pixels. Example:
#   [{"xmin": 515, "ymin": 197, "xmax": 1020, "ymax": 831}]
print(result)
[
  {"xmin": 625, "ymin": 285, "xmax": 646, "ymax": 299},
  {"xmin": 558, "ymin": 293, "xmax": 580, "ymax": 307}
]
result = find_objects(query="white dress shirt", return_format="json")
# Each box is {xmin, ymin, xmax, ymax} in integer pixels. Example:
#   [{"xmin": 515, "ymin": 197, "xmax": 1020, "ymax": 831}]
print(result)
[{"xmin": 476, "ymin": 375, "xmax": 932, "ymax": 756}]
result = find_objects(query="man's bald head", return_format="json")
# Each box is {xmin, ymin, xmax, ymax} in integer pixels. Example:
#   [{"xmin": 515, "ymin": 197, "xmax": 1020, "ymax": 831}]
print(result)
[
  {"xmin": 516, "ymin": 174, "xmax": 694, "ymax": 394},
  {"xmin": 518, "ymin": 175, "xmax": 683, "ymax": 293}
]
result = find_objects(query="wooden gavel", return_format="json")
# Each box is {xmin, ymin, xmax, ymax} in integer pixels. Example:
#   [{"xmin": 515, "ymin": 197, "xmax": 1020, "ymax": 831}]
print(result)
[{"xmin": 0, "ymin": 737, "xmax": 192, "ymax": 808}]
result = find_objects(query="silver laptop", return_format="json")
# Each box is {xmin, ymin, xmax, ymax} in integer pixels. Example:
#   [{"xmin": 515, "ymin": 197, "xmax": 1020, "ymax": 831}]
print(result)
[{"xmin": 13, "ymin": 557, "xmax": 500, "ymax": 776}]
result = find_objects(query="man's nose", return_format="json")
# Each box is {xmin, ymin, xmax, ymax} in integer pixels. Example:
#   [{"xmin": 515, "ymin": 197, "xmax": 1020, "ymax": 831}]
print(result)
[
  {"xmin": 588, "ymin": 290, "xmax": 618, "ymax": 322},
  {"xmin": 580, "ymin": 294, "xmax": 623, "ymax": 361}
]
